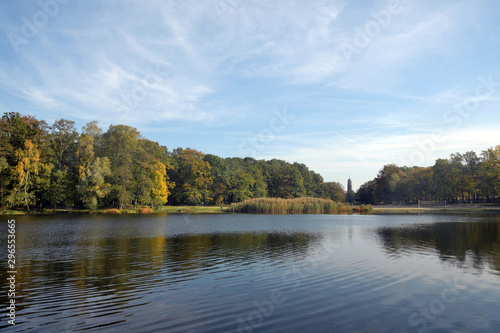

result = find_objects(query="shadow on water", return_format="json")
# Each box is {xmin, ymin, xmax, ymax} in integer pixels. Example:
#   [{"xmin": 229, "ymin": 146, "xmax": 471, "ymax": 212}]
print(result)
[{"xmin": 376, "ymin": 215, "xmax": 500, "ymax": 273}]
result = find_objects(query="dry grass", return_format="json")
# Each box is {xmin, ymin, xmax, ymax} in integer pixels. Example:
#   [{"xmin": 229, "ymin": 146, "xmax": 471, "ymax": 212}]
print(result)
[{"xmin": 230, "ymin": 197, "xmax": 348, "ymax": 214}]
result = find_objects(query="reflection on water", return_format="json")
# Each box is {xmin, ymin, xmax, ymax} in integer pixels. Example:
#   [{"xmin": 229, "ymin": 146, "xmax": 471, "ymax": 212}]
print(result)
[
  {"xmin": 377, "ymin": 215, "xmax": 500, "ymax": 273},
  {"xmin": 1, "ymin": 213, "xmax": 500, "ymax": 332},
  {"xmin": 0, "ymin": 215, "xmax": 324, "ymax": 332}
]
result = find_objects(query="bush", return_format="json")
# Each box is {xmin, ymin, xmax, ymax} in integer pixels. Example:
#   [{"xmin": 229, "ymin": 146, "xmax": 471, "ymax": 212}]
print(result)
[
  {"xmin": 140, "ymin": 207, "xmax": 154, "ymax": 214},
  {"xmin": 353, "ymin": 204, "xmax": 373, "ymax": 212},
  {"xmin": 85, "ymin": 197, "xmax": 98, "ymax": 211},
  {"xmin": 100, "ymin": 208, "xmax": 121, "ymax": 214}
]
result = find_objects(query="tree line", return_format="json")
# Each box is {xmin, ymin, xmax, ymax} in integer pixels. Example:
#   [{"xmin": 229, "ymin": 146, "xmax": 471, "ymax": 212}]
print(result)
[
  {"xmin": 356, "ymin": 147, "xmax": 500, "ymax": 205},
  {"xmin": 0, "ymin": 112, "xmax": 346, "ymax": 210}
]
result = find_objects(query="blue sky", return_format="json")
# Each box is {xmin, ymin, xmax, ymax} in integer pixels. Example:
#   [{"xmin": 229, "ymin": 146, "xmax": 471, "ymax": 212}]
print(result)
[{"xmin": 1, "ymin": 0, "xmax": 499, "ymax": 190}]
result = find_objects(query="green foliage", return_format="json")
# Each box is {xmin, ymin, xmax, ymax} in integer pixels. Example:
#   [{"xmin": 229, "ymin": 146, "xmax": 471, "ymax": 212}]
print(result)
[
  {"xmin": 77, "ymin": 157, "xmax": 111, "ymax": 210},
  {"xmin": 358, "ymin": 204, "xmax": 373, "ymax": 211},
  {"xmin": 480, "ymin": 146, "xmax": 500, "ymax": 197},
  {"xmin": 357, "ymin": 146, "xmax": 500, "ymax": 205},
  {"xmin": 3, "ymin": 112, "xmax": 499, "ymax": 212},
  {"xmin": 203, "ymin": 155, "xmax": 268, "ymax": 204},
  {"xmin": 373, "ymin": 164, "xmax": 404, "ymax": 204},
  {"xmin": 50, "ymin": 119, "xmax": 78, "ymax": 170},
  {"xmin": 170, "ymin": 148, "xmax": 212, "ymax": 205},
  {"xmin": 323, "ymin": 181, "xmax": 346, "ymax": 202},
  {"xmin": 1, "ymin": 112, "xmax": 49, "ymax": 159},
  {"xmin": 356, "ymin": 180, "xmax": 375, "ymax": 204},
  {"xmin": 0, "ymin": 156, "xmax": 9, "ymax": 206}
]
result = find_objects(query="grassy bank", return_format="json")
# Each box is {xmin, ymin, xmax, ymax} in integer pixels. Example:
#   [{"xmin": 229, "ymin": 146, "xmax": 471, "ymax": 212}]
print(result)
[
  {"xmin": 0, "ymin": 205, "xmax": 226, "ymax": 215},
  {"xmin": 372, "ymin": 204, "xmax": 500, "ymax": 214},
  {"xmin": 7, "ymin": 203, "xmax": 500, "ymax": 215},
  {"xmin": 229, "ymin": 197, "xmax": 373, "ymax": 214},
  {"xmin": 157, "ymin": 205, "xmax": 225, "ymax": 214}
]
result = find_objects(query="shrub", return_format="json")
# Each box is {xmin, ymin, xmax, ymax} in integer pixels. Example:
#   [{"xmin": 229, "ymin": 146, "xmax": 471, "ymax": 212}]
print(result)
[
  {"xmin": 100, "ymin": 208, "xmax": 121, "ymax": 214},
  {"xmin": 140, "ymin": 207, "xmax": 154, "ymax": 214}
]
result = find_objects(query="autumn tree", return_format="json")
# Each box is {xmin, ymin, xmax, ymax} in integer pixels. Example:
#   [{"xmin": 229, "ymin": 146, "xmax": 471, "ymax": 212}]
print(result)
[
  {"xmin": 1, "ymin": 113, "xmax": 51, "ymax": 209},
  {"xmin": 3, "ymin": 112, "xmax": 497, "ymax": 210},
  {"xmin": 150, "ymin": 160, "xmax": 171, "ymax": 207},
  {"xmin": 1, "ymin": 112, "xmax": 49, "ymax": 157},
  {"xmin": 7, "ymin": 140, "xmax": 52, "ymax": 210}
]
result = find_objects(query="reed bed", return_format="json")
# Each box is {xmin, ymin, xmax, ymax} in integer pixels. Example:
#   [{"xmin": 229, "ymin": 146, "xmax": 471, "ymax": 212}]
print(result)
[{"xmin": 230, "ymin": 197, "xmax": 351, "ymax": 214}]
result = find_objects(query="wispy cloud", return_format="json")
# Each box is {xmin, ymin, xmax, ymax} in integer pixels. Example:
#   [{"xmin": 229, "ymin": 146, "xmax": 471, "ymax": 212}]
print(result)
[
  {"xmin": 22, "ymin": 87, "xmax": 59, "ymax": 109},
  {"xmin": 0, "ymin": 0, "xmax": 498, "ymax": 188},
  {"xmin": 254, "ymin": 124, "xmax": 500, "ymax": 188}
]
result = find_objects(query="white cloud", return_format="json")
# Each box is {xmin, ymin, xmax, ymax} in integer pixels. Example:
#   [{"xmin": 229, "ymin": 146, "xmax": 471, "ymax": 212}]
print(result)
[
  {"xmin": 248, "ymin": 123, "xmax": 499, "ymax": 189},
  {"xmin": 22, "ymin": 87, "xmax": 59, "ymax": 109},
  {"xmin": 0, "ymin": 0, "xmax": 497, "ymax": 189}
]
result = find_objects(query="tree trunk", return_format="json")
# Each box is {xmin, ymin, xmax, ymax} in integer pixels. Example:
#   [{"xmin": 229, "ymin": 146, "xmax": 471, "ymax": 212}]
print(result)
[{"xmin": 24, "ymin": 182, "xmax": 29, "ymax": 211}]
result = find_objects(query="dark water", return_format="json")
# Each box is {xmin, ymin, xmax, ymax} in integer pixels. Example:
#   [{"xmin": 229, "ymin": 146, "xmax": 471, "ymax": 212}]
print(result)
[{"xmin": 1, "ymin": 213, "xmax": 500, "ymax": 332}]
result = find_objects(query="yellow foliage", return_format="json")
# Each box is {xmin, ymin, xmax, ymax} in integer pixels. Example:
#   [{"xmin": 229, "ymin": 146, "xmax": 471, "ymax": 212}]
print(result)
[
  {"xmin": 151, "ymin": 161, "xmax": 170, "ymax": 204},
  {"xmin": 9, "ymin": 140, "xmax": 51, "ymax": 209}
]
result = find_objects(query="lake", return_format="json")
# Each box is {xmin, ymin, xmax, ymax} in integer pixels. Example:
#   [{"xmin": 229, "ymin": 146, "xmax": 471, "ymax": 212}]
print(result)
[{"xmin": 1, "ymin": 213, "xmax": 500, "ymax": 332}]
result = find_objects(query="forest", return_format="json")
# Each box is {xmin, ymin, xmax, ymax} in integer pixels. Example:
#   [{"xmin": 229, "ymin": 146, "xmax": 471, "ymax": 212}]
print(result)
[
  {"xmin": 0, "ymin": 112, "xmax": 345, "ymax": 210},
  {"xmin": 356, "ymin": 148, "xmax": 500, "ymax": 205},
  {"xmin": 2, "ymin": 112, "xmax": 499, "ymax": 211}
]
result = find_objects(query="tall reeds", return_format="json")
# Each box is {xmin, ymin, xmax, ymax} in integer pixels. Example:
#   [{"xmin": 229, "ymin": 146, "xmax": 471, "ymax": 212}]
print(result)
[{"xmin": 230, "ymin": 197, "xmax": 351, "ymax": 214}]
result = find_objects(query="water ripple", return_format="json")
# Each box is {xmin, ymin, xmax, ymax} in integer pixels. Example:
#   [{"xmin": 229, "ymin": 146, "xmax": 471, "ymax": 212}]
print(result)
[{"xmin": 2, "ymin": 214, "xmax": 500, "ymax": 332}]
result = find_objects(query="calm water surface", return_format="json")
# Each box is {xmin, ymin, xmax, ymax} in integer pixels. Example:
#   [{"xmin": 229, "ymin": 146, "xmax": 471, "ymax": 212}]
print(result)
[{"xmin": 1, "ymin": 213, "xmax": 500, "ymax": 332}]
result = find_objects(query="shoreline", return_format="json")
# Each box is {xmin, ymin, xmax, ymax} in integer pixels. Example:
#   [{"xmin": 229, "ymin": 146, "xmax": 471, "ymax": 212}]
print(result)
[
  {"xmin": 371, "ymin": 204, "xmax": 500, "ymax": 214},
  {"xmin": 3, "ymin": 204, "xmax": 500, "ymax": 215},
  {"xmin": 0, "ymin": 206, "xmax": 228, "ymax": 215}
]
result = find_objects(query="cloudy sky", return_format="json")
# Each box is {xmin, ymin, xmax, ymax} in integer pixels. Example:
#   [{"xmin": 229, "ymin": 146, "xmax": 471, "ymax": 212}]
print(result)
[{"xmin": 1, "ymin": 0, "xmax": 499, "ymax": 189}]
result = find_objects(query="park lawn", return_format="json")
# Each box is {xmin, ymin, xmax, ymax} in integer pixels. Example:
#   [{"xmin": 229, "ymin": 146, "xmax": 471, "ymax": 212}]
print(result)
[{"xmin": 371, "ymin": 204, "xmax": 500, "ymax": 213}]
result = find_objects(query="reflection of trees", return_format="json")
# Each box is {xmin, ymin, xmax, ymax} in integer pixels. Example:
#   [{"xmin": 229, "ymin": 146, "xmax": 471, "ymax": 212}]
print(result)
[
  {"xmin": 377, "ymin": 218, "xmax": 500, "ymax": 273},
  {"xmin": 4, "ymin": 228, "xmax": 320, "ymax": 299},
  {"xmin": 165, "ymin": 232, "xmax": 319, "ymax": 273},
  {"xmin": 0, "ymin": 213, "xmax": 326, "ymax": 331},
  {"xmin": 0, "ymin": 218, "xmax": 321, "ymax": 331}
]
